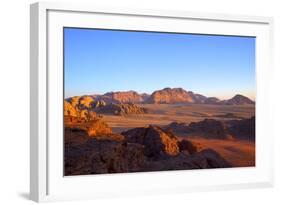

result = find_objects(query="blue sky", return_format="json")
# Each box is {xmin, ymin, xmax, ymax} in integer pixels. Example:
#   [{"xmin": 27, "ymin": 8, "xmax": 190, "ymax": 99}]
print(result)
[{"xmin": 64, "ymin": 28, "xmax": 255, "ymax": 100}]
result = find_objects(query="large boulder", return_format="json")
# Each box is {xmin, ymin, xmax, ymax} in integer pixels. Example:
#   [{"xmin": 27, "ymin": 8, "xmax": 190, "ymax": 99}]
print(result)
[
  {"xmin": 122, "ymin": 125, "xmax": 180, "ymax": 158},
  {"xmin": 178, "ymin": 139, "xmax": 198, "ymax": 154}
]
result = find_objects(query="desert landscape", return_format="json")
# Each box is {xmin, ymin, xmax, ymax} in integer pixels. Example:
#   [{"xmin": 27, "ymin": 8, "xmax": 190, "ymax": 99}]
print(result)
[
  {"xmin": 63, "ymin": 28, "xmax": 255, "ymax": 176},
  {"xmin": 64, "ymin": 88, "xmax": 255, "ymax": 175}
]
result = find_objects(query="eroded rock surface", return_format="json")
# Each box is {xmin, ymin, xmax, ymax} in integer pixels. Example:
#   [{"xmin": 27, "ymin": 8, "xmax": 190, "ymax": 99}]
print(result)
[
  {"xmin": 122, "ymin": 125, "xmax": 179, "ymax": 158},
  {"xmin": 65, "ymin": 139, "xmax": 145, "ymax": 175}
]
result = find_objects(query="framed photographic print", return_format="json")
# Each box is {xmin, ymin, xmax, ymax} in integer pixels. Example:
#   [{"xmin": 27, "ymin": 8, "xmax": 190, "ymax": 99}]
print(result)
[{"xmin": 30, "ymin": 2, "xmax": 274, "ymax": 202}]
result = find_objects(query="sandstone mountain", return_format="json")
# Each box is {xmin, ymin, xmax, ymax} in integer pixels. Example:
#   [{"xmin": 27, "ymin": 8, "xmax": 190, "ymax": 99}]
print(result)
[
  {"xmin": 97, "ymin": 91, "xmax": 147, "ymax": 104},
  {"xmin": 221, "ymin": 94, "xmax": 254, "ymax": 105},
  {"xmin": 66, "ymin": 88, "xmax": 254, "ymax": 105},
  {"xmin": 146, "ymin": 88, "xmax": 199, "ymax": 104},
  {"xmin": 204, "ymin": 97, "xmax": 221, "ymax": 104},
  {"xmin": 143, "ymin": 87, "xmax": 254, "ymax": 105}
]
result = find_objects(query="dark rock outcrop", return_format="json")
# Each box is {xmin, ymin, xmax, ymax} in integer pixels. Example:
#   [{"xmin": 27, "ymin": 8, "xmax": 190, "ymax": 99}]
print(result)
[
  {"xmin": 168, "ymin": 119, "xmax": 231, "ymax": 139},
  {"xmin": 64, "ymin": 121, "xmax": 233, "ymax": 175},
  {"xmin": 65, "ymin": 139, "xmax": 145, "ymax": 175},
  {"xmin": 64, "ymin": 127, "xmax": 89, "ymax": 146},
  {"xmin": 183, "ymin": 148, "xmax": 231, "ymax": 168},
  {"xmin": 227, "ymin": 116, "xmax": 255, "ymax": 140},
  {"xmin": 142, "ymin": 149, "xmax": 231, "ymax": 171},
  {"xmin": 168, "ymin": 116, "xmax": 255, "ymax": 140},
  {"xmin": 167, "ymin": 122, "xmax": 189, "ymax": 134},
  {"xmin": 183, "ymin": 119, "xmax": 232, "ymax": 139},
  {"xmin": 122, "ymin": 125, "xmax": 180, "ymax": 158},
  {"xmin": 178, "ymin": 139, "xmax": 198, "ymax": 154}
]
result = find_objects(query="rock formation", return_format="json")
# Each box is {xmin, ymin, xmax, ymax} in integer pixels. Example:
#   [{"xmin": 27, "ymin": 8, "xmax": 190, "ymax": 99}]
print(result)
[
  {"xmin": 167, "ymin": 117, "xmax": 255, "ymax": 140},
  {"xmin": 64, "ymin": 120, "xmax": 233, "ymax": 175},
  {"xmin": 186, "ymin": 119, "xmax": 232, "ymax": 139},
  {"xmin": 96, "ymin": 103, "xmax": 147, "ymax": 115},
  {"xmin": 178, "ymin": 139, "xmax": 198, "ymax": 154},
  {"xmin": 204, "ymin": 97, "xmax": 221, "ymax": 104},
  {"xmin": 65, "ymin": 116, "xmax": 112, "ymax": 137},
  {"xmin": 221, "ymin": 94, "xmax": 254, "ymax": 105},
  {"xmin": 99, "ymin": 91, "xmax": 146, "ymax": 104},
  {"xmin": 122, "ymin": 125, "xmax": 180, "ymax": 158},
  {"xmin": 66, "ymin": 88, "xmax": 254, "ymax": 106},
  {"xmin": 146, "ymin": 87, "xmax": 198, "ymax": 104},
  {"xmin": 64, "ymin": 99, "xmax": 97, "ymax": 120},
  {"xmin": 65, "ymin": 139, "xmax": 145, "ymax": 175},
  {"xmin": 227, "ymin": 116, "xmax": 255, "ymax": 140}
]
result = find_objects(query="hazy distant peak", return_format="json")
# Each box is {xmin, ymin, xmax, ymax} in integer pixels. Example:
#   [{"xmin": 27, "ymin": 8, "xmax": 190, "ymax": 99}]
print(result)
[{"xmin": 225, "ymin": 94, "xmax": 255, "ymax": 105}]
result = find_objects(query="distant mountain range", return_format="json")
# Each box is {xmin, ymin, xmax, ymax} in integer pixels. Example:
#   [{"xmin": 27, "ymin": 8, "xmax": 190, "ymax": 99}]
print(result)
[{"xmin": 66, "ymin": 87, "xmax": 255, "ymax": 105}]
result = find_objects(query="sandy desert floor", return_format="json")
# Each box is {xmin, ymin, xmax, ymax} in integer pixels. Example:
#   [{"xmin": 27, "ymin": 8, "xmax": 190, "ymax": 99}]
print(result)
[
  {"xmin": 181, "ymin": 137, "xmax": 255, "ymax": 167},
  {"xmin": 103, "ymin": 104, "xmax": 255, "ymax": 133}
]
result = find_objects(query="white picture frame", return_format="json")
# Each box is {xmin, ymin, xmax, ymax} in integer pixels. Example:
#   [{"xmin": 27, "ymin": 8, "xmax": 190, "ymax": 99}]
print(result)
[{"xmin": 30, "ymin": 2, "xmax": 274, "ymax": 202}]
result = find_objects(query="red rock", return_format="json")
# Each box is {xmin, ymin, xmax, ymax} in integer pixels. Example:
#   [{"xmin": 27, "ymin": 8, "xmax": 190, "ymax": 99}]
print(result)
[
  {"xmin": 178, "ymin": 139, "xmax": 198, "ymax": 154},
  {"xmin": 122, "ymin": 125, "xmax": 179, "ymax": 158}
]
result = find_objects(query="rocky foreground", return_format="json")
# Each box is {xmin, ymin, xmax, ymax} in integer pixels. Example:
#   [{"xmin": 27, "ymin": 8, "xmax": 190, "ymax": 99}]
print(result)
[{"xmin": 64, "ymin": 116, "xmax": 232, "ymax": 176}]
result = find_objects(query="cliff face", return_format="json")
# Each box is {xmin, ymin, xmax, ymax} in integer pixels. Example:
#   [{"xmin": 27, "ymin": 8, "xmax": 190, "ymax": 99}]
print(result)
[
  {"xmin": 122, "ymin": 125, "xmax": 180, "ymax": 158},
  {"xmin": 95, "ymin": 103, "xmax": 147, "ymax": 115},
  {"xmin": 146, "ymin": 88, "xmax": 198, "ymax": 104},
  {"xmin": 102, "ymin": 91, "xmax": 146, "ymax": 103}
]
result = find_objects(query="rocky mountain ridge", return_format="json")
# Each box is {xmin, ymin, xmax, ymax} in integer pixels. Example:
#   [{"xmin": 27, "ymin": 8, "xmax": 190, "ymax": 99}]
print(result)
[{"xmin": 66, "ymin": 87, "xmax": 254, "ymax": 105}]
